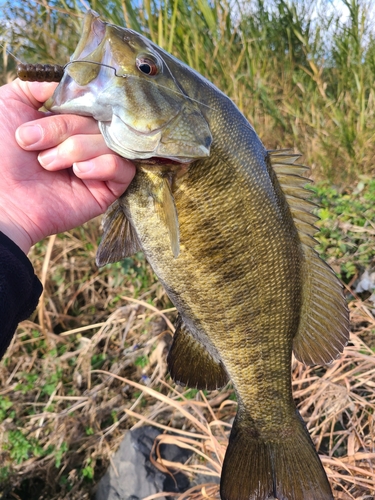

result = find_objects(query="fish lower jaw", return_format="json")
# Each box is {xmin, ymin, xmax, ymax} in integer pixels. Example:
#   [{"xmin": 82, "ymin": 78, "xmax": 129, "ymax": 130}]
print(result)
[{"xmin": 98, "ymin": 117, "xmax": 209, "ymax": 163}]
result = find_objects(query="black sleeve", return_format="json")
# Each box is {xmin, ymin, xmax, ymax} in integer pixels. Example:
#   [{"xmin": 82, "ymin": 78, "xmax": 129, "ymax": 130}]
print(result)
[{"xmin": 0, "ymin": 232, "xmax": 43, "ymax": 359}]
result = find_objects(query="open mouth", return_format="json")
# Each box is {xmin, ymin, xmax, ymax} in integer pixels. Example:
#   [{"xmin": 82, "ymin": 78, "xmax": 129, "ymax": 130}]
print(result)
[{"xmin": 71, "ymin": 11, "xmax": 107, "ymax": 61}]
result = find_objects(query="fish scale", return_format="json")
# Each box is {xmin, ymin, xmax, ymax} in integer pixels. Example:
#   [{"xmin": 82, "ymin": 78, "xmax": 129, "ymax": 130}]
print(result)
[
  {"xmin": 43, "ymin": 10, "xmax": 349, "ymax": 500},
  {"xmin": 129, "ymin": 142, "xmax": 300, "ymax": 431}
]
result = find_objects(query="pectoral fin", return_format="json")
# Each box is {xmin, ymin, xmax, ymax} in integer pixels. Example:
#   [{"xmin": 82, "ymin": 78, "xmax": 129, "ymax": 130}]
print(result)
[
  {"xmin": 154, "ymin": 176, "xmax": 180, "ymax": 258},
  {"xmin": 167, "ymin": 315, "xmax": 228, "ymax": 390},
  {"xmin": 96, "ymin": 199, "xmax": 141, "ymax": 267}
]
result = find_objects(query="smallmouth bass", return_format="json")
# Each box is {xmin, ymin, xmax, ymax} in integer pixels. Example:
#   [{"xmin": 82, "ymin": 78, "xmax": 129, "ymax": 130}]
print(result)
[{"xmin": 44, "ymin": 11, "xmax": 349, "ymax": 500}]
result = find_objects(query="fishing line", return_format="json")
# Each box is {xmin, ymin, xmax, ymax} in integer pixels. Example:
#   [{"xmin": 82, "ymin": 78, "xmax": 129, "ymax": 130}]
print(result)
[
  {"xmin": 0, "ymin": 44, "xmax": 215, "ymax": 112},
  {"xmin": 0, "ymin": 42, "xmax": 23, "ymax": 64}
]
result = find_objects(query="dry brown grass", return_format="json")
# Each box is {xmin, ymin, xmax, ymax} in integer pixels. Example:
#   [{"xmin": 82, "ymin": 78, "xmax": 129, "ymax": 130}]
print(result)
[
  {"xmin": 0, "ymin": 1, "xmax": 373, "ymax": 498},
  {"xmin": 0, "ymin": 216, "xmax": 373, "ymax": 499}
]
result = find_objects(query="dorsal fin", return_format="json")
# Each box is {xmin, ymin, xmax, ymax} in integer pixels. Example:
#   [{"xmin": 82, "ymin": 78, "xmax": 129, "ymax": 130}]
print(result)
[
  {"xmin": 269, "ymin": 150, "xmax": 350, "ymax": 365},
  {"xmin": 294, "ymin": 244, "xmax": 349, "ymax": 365},
  {"xmin": 269, "ymin": 149, "xmax": 319, "ymax": 247}
]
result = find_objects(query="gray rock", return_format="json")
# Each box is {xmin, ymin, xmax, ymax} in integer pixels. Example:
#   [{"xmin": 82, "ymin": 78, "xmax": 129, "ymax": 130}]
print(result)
[{"xmin": 95, "ymin": 426, "xmax": 218, "ymax": 500}]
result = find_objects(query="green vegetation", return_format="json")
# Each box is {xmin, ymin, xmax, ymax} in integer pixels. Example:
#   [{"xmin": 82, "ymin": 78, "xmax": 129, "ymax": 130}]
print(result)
[
  {"xmin": 0, "ymin": 397, "xmax": 13, "ymax": 421},
  {"xmin": 4, "ymin": 430, "xmax": 48, "ymax": 464},
  {"xmin": 312, "ymin": 178, "xmax": 375, "ymax": 281},
  {"xmin": 0, "ymin": 1, "xmax": 374, "ymax": 499}
]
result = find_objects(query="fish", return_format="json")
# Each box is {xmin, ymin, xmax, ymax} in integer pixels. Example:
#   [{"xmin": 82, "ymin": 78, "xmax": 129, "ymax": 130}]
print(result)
[{"xmin": 43, "ymin": 10, "xmax": 349, "ymax": 500}]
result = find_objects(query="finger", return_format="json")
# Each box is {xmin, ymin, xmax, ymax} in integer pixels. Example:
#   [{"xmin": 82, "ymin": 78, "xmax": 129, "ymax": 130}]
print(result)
[
  {"xmin": 16, "ymin": 114, "xmax": 100, "ymax": 150},
  {"xmin": 73, "ymin": 154, "xmax": 136, "ymax": 198},
  {"xmin": 27, "ymin": 81, "xmax": 59, "ymax": 103},
  {"xmin": 13, "ymin": 80, "xmax": 59, "ymax": 109},
  {"xmin": 38, "ymin": 134, "xmax": 114, "ymax": 170}
]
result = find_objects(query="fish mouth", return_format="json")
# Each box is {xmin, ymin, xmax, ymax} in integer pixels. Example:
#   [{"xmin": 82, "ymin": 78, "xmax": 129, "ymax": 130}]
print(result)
[
  {"xmin": 71, "ymin": 10, "xmax": 107, "ymax": 61},
  {"xmin": 43, "ymin": 12, "xmax": 117, "ymax": 114}
]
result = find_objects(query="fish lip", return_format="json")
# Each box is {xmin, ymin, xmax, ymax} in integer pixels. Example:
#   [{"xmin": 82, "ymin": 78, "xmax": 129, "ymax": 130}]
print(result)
[{"xmin": 71, "ymin": 10, "xmax": 107, "ymax": 61}]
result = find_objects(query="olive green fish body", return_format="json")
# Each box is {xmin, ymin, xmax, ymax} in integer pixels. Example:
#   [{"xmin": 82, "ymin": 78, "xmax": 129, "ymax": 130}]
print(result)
[
  {"xmin": 44, "ymin": 11, "xmax": 349, "ymax": 500},
  {"xmin": 119, "ymin": 103, "xmax": 327, "ymax": 498},
  {"xmin": 123, "ymin": 105, "xmax": 302, "ymax": 429}
]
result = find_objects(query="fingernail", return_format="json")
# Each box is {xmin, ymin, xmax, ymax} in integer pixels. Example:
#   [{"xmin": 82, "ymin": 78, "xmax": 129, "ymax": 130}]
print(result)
[
  {"xmin": 38, "ymin": 148, "xmax": 57, "ymax": 167},
  {"xmin": 16, "ymin": 124, "xmax": 43, "ymax": 147},
  {"xmin": 73, "ymin": 160, "xmax": 95, "ymax": 173}
]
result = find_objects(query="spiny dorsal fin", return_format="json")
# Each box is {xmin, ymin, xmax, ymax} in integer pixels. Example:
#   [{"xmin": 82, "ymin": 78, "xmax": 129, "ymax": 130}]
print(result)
[
  {"xmin": 269, "ymin": 149, "xmax": 318, "ymax": 247},
  {"xmin": 269, "ymin": 149, "xmax": 350, "ymax": 365},
  {"xmin": 273, "ymin": 164, "xmax": 311, "ymax": 176},
  {"xmin": 268, "ymin": 149, "xmax": 302, "ymax": 164},
  {"xmin": 96, "ymin": 199, "xmax": 141, "ymax": 267}
]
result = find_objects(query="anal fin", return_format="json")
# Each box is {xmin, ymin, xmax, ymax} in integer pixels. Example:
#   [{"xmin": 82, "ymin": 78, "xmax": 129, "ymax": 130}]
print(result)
[
  {"xmin": 167, "ymin": 316, "xmax": 228, "ymax": 390},
  {"xmin": 96, "ymin": 199, "xmax": 141, "ymax": 267}
]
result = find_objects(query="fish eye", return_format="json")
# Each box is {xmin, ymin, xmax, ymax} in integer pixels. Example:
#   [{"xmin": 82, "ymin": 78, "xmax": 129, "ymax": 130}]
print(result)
[{"xmin": 136, "ymin": 56, "xmax": 158, "ymax": 76}]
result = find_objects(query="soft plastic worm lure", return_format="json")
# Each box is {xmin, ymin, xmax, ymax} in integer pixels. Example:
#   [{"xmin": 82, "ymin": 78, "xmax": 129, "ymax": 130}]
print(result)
[
  {"xmin": 16, "ymin": 61, "xmax": 120, "ymax": 82},
  {"xmin": 17, "ymin": 63, "xmax": 64, "ymax": 82}
]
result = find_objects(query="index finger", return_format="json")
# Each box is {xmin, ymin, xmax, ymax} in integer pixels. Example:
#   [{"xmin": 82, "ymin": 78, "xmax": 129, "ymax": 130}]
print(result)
[{"xmin": 16, "ymin": 114, "xmax": 100, "ymax": 150}]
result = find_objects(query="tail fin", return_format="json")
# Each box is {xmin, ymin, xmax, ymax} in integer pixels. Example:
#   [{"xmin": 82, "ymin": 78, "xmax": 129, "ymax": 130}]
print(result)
[{"xmin": 220, "ymin": 412, "xmax": 333, "ymax": 500}]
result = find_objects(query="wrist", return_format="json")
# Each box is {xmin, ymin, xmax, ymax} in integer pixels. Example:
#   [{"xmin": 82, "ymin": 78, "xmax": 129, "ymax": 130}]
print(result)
[{"xmin": 0, "ymin": 218, "xmax": 32, "ymax": 254}]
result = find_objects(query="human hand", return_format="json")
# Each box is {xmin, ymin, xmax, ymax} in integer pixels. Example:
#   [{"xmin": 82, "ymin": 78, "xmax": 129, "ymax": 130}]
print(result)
[{"xmin": 0, "ymin": 79, "xmax": 135, "ymax": 254}]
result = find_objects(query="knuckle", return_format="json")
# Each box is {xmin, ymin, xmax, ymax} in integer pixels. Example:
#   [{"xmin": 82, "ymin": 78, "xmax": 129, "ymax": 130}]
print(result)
[
  {"xmin": 106, "ymin": 154, "xmax": 119, "ymax": 173},
  {"xmin": 95, "ymin": 154, "xmax": 116, "ymax": 176},
  {"xmin": 60, "ymin": 136, "xmax": 77, "ymax": 158},
  {"xmin": 50, "ymin": 116, "xmax": 71, "ymax": 141}
]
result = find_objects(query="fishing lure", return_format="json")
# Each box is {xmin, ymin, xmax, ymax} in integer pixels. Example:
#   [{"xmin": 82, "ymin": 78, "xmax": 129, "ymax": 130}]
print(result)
[
  {"xmin": 16, "ymin": 61, "xmax": 124, "ymax": 83},
  {"xmin": 17, "ymin": 63, "xmax": 64, "ymax": 82}
]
